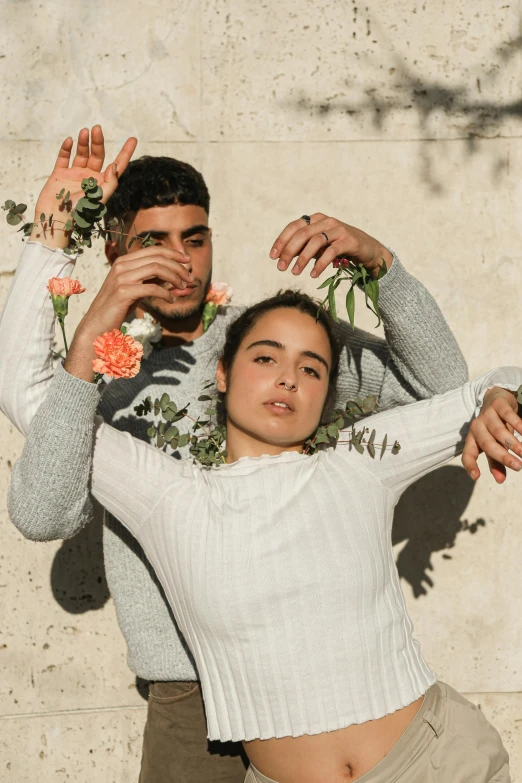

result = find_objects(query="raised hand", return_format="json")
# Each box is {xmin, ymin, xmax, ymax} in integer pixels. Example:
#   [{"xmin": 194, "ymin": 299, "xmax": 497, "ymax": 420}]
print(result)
[
  {"xmin": 64, "ymin": 246, "xmax": 194, "ymax": 383},
  {"xmin": 31, "ymin": 125, "xmax": 137, "ymax": 249},
  {"xmin": 270, "ymin": 213, "xmax": 393, "ymax": 280},
  {"xmin": 462, "ymin": 387, "xmax": 522, "ymax": 483}
]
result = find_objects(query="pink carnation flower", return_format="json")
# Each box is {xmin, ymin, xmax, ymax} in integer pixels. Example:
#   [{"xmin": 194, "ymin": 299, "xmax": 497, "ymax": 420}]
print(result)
[
  {"xmin": 204, "ymin": 282, "xmax": 233, "ymax": 306},
  {"xmin": 47, "ymin": 277, "xmax": 86, "ymax": 297},
  {"xmin": 92, "ymin": 329, "xmax": 144, "ymax": 380}
]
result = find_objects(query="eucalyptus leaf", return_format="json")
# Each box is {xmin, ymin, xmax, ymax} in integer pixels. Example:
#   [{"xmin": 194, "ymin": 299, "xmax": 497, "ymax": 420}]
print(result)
[
  {"xmin": 13, "ymin": 203, "xmax": 27, "ymax": 214},
  {"xmin": 380, "ymin": 433, "xmax": 388, "ymax": 460},
  {"xmin": 164, "ymin": 425, "xmax": 179, "ymax": 442},
  {"xmin": 6, "ymin": 212, "xmax": 22, "ymax": 225},
  {"xmin": 72, "ymin": 212, "xmax": 90, "ymax": 229}
]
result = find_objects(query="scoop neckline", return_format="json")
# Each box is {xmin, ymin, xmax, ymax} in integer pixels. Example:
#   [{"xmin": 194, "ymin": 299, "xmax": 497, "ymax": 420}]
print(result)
[{"xmin": 210, "ymin": 450, "xmax": 311, "ymax": 471}]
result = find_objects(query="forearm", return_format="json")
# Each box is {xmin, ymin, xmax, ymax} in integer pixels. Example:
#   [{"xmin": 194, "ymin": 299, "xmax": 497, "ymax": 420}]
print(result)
[
  {"xmin": 0, "ymin": 241, "xmax": 76, "ymax": 434},
  {"xmin": 366, "ymin": 367, "xmax": 522, "ymax": 494},
  {"xmin": 377, "ymin": 253, "xmax": 468, "ymax": 401},
  {"xmin": 9, "ymin": 363, "xmax": 181, "ymax": 543},
  {"xmin": 7, "ymin": 363, "xmax": 101, "ymax": 540},
  {"xmin": 64, "ymin": 331, "xmax": 98, "ymax": 383}
]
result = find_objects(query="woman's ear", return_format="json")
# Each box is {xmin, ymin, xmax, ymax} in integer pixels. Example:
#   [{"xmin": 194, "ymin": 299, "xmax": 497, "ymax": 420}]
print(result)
[{"xmin": 216, "ymin": 360, "xmax": 227, "ymax": 393}]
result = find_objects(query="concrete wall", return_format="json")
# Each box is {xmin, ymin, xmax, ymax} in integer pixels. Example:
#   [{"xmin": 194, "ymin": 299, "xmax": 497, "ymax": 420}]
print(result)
[{"xmin": 1, "ymin": 0, "xmax": 522, "ymax": 780}]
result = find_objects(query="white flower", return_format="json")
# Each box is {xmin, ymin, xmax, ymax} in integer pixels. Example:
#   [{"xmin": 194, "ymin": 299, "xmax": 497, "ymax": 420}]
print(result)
[{"xmin": 121, "ymin": 312, "xmax": 162, "ymax": 359}]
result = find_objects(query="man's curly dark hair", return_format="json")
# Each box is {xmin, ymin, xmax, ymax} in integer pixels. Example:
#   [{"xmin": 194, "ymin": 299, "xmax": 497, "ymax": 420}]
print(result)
[{"xmin": 105, "ymin": 155, "xmax": 210, "ymax": 227}]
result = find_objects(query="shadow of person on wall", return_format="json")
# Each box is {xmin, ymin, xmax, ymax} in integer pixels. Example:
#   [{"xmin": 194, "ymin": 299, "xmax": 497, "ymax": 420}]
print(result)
[
  {"xmin": 50, "ymin": 499, "xmax": 110, "ymax": 612},
  {"xmin": 392, "ymin": 465, "xmax": 486, "ymax": 598}
]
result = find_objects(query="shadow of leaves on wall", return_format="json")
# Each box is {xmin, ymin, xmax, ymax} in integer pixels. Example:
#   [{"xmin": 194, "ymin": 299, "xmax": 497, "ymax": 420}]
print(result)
[
  {"xmin": 392, "ymin": 465, "xmax": 485, "ymax": 598},
  {"xmin": 291, "ymin": 32, "xmax": 522, "ymax": 192}
]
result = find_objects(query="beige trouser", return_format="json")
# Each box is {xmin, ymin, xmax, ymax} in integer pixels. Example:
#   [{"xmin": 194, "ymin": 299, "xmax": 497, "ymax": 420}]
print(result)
[{"xmin": 244, "ymin": 682, "xmax": 510, "ymax": 783}]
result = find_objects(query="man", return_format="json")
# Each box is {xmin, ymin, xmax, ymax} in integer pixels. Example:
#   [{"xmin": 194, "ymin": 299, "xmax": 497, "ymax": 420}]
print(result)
[{"xmin": 0, "ymin": 126, "xmax": 469, "ymax": 782}]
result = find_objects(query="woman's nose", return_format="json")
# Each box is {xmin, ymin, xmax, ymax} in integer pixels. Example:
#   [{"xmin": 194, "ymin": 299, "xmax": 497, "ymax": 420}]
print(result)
[{"xmin": 277, "ymin": 377, "xmax": 297, "ymax": 392}]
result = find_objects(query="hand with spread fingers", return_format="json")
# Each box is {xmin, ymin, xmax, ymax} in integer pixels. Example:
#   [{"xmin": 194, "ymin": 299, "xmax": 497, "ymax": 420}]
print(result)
[
  {"xmin": 270, "ymin": 213, "xmax": 394, "ymax": 280},
  {"xmin": 462, "ymin": 387, "xmax": 522, "ymax": 483},
  {"xmin": 31, "ymin": 125, "xmax": 137, "ymax": 250}
]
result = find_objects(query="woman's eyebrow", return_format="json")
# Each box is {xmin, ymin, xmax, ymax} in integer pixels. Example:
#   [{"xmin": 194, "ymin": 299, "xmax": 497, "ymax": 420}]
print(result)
[
  {"xmin": 246, "ymin": 340, "xmax": 329, "ymax": 370},
  {"xmin": 246, "ymin": 339, "xmax": 283, "ymax": 351},
  {"xmin": 301, "ymin": 350, "xmax": 329, "ymax": 371}
]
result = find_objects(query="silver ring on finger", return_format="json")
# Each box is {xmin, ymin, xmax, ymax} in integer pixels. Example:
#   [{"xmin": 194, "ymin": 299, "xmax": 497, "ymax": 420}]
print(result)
[
  {"xmin": 321, "ymin": 231, "xmax": 329, "ymax": 244},
  {"xmin": 301, "ymin": 215, "xmax": 311, "ymax": 225}
]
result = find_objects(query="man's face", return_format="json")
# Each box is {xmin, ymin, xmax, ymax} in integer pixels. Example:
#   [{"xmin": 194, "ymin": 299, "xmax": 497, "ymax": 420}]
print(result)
[{"xmin": 111, "ymin": 203, "xmax": 212, "ymax": 321}]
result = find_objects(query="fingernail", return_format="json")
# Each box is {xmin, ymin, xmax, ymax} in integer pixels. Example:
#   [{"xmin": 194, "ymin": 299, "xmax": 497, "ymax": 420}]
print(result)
[
  {"xmin": 470, "ymin": 470, "xmax": 478, "ymax": 480},
  {"xmin": 292, "ymin": 265, "xmax": 299, "ymax": 275},
  {"xmin": 277, "ymin": 260, "xmax": 285, "ymax": 270},
  {"xmin": 511, "ymin": 461, "xmax": 522, "ymax": 471},
  {"xmin": 311, "ymin": 269, "xmax": 317, "ymax": 278},
  {"xmin": 271, "ymin": 247, "xmax": 280, "ymax": 259},
  {"xmin": 188, "ymin": 272, "xmax": 194, "ymax": 281}
]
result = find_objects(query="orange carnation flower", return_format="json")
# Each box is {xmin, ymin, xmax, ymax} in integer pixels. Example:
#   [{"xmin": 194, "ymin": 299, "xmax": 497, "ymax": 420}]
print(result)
[
  {"xmin": 92, "ymin": 329, "xmax": 144, "ymax": 380},
  {"xmin": 47, "ymin": 277, "xmax": 86, "ymax": 297}
]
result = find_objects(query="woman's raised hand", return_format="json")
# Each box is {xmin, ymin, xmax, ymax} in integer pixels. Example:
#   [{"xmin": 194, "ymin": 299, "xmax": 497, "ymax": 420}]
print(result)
[
  {"xmin": 270, "ymin": 214, "xmax": 393, "ymax": 280},
  {"xmin": 462, "ymin": 387, "xmax": 522, "ymax": 483},
  {"xmin": 31, "ymin": 125, "xmax": 137, "ymax": 249}
]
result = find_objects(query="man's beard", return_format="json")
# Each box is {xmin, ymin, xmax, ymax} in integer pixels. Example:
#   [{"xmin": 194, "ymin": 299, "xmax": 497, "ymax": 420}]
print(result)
[{"xmin": 141, "ymin": 274, "xmax": 212, "ymax": 322}]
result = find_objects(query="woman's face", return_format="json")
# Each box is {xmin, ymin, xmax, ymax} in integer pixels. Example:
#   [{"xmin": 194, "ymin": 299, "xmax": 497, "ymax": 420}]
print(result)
[{"xmin": 216, "ymin": 308, "xmax": 332, "ymax": 458}]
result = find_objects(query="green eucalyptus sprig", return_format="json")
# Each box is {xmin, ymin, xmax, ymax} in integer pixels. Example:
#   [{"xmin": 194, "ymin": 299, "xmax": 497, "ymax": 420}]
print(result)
[
  {"xmin": 317, "ymin": 257, "xmax": 388, "ymax": 329},
  {"xmin": 134, "ymin": 383, "xmax": 228, "ymax": 466},
  {"xmin": 305, "ymin": 394, "xmax": 400, "ymax": 457},
  {"xmin": 135, "ymin": 386, "xmax": 400, "ymax": 467},
  {"xmin": 3, "ymin": 177, "xmax": 156, "ymax": 255}
]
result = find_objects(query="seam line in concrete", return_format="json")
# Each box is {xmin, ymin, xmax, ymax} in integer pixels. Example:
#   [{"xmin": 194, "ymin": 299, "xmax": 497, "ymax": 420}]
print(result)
[
  {"xmin": 2, "ymin": 136, "xmax": 522, "ymax": 144},
  {"xmin": 0, "ymin": 704, "xmax": 148, "ymax": 721}
]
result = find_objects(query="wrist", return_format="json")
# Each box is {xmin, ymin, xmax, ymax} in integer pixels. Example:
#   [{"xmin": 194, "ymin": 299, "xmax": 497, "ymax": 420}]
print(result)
[
  {"xmin": 483, "ymin": 386, "xmax": 518, "ymax": 411},
  {"xmin": 370, "ymin": 246, "xmax": 393, "ymax": 279},
  {"xmin": 30, "ymin": 201, "xmax": 70, "ymax": 249},
  {"xmin": 64, "ymin": 335, "xmax": 97, "ymax": 383}
]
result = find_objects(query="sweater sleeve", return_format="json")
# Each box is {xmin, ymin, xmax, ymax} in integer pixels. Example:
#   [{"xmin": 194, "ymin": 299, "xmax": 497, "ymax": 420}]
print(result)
[
  {"xmin": 0, "ymin": 241, "xmax": 77, "ymax": 435},
  {"xmin": 341, "ymin": 367, "xmax": 522, "ymax": 498},
  {"xmin": 333, "ymin": 252, "xmax": 469, "ymax": 410},
  {"xmin": 8, "ymin": 364, "xmax": 184, "ymax": 542}
]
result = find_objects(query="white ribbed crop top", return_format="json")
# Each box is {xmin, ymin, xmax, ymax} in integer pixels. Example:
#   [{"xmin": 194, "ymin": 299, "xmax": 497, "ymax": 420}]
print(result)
[{"xmin": 85, "ymin": 368, "xmax": 521, "ymax": 741}]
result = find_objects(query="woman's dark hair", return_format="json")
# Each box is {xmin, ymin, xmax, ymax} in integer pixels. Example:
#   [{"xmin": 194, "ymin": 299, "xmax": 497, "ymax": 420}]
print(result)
[
  {"xmin": 105, "ymin": 155, "xmax": 210, "ymax": 227},
  {"xmin": 220, "ymin": 290, "xmax": 341, "ymax": 415}
]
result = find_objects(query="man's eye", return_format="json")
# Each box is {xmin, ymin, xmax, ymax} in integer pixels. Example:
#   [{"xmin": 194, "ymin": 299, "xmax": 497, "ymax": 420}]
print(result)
[
  {"xmin": 302, "ymin": 366, "xmax": 320, "ymax": 378},
  {"xmin": 186, "ymin": 239, "xmax": 204, "ymax": 247},
  {"xmin": 254, "ymin": 355, "xmax": 274, "ymax": 364}
]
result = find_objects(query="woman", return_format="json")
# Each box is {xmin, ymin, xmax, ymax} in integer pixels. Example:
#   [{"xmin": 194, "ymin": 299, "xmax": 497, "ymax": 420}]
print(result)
[{"xmin": 8, "ymin": 289, "xmax": 522, "ymax": 783}]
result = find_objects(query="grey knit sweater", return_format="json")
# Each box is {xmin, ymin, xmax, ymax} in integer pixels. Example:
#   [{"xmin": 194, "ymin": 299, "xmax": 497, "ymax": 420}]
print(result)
[{"xmin": 1, "ymin": 242, "xmax": 467, "ymax": 681}]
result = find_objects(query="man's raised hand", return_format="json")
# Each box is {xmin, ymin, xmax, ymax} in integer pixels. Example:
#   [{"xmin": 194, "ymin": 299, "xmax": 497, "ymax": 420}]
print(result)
[
  {"xmin": 270, "ymin": 214, "xmax": 393, "ymax": 280},
  {"xmin": 31, "ymin": 126, "xmax": 137, "ymax": 249},
  {"xmin": 462, "ymin": 387, "xmax": 522, "ymax": 483}
]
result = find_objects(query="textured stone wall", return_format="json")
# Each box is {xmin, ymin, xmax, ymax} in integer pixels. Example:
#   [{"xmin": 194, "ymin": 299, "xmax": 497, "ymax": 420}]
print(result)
[{"xmin": 1, "ymin": 0, "xmax": 522, "ymax": 780}]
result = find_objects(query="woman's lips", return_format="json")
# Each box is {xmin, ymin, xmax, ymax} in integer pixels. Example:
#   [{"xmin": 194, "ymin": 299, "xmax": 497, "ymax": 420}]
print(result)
[{"xmin": 264, "ymin": 401, "xmax": 294, "ymax": 415}]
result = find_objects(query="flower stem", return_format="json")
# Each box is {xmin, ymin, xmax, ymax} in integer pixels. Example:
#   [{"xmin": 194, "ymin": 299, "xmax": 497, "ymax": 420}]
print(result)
[{"xmin": 58, "ymin": 316, "xmax": 69, "ymax": 355}]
